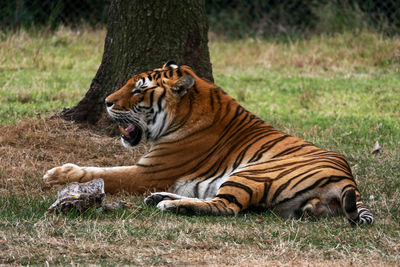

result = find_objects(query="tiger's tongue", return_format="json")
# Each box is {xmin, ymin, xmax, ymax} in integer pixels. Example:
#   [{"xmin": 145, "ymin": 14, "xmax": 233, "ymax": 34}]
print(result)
[{"xmin": 126, "ymin": 125, "xmax": 136, "ymax": 133}]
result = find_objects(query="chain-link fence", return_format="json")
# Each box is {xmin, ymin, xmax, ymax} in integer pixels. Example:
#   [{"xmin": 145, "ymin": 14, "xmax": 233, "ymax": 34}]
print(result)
[
  {"xmin": 206, "ymin": 0, "xmax": 400, "ymax": 36},
  {"xmin": 1, "ymin": 0, "xmax": 399, "ymax": 36},
  {"xmin": 1, "ymin": 0, "xmax": 109, "ymax": 30}
]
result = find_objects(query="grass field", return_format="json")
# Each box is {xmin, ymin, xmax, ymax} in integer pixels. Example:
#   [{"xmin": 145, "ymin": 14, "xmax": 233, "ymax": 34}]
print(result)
[{"xmin": 1, "ymin": 28, "xmax": 400, "ymax": 265}]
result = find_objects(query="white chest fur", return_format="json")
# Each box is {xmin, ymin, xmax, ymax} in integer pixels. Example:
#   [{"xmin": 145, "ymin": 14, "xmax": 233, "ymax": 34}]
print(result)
[{"xmin": 172, "ymin": 175, "xmax": 229, "ymax": 199}]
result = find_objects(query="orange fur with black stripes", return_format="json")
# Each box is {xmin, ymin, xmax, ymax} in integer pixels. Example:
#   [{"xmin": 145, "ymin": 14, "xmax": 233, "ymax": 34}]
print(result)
[{"xmin": 44, "ymin": 61, "xmax": 374, "ymax": 225}]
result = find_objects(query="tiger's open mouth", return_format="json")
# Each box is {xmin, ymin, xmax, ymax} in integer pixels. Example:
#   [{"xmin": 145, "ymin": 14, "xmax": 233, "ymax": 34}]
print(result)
[{"xmin": 119, "ymin": 124, "xmax": 143, "ymax": 146}]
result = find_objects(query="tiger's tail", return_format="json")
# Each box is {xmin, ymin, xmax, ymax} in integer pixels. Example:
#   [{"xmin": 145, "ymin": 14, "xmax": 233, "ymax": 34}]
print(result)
[{"xmin": 341, "ymin": 188, "xmax": 374, "ymax": 225}]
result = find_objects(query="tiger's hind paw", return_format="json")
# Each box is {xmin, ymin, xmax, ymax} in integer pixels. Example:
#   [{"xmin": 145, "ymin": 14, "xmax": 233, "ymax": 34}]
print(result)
[
  {"xmin": 156, "ymin": 200, "xmax": 191, "ymax": 215},
  {"xmin": 144, "ymin": 192, "xmax": 182, "ymax": 206}
]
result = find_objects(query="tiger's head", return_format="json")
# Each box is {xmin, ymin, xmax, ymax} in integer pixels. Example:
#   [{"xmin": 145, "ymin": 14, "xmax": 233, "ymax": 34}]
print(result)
[{"xmin": 105, "ymin": 61, "xmax": 197, "ymax": 148}]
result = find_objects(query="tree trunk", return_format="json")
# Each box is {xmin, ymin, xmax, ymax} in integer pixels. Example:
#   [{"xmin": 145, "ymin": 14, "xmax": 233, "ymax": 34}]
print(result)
[{"xmin": 61, "ymin": 0, "xmax": 213, "ymax": 124}]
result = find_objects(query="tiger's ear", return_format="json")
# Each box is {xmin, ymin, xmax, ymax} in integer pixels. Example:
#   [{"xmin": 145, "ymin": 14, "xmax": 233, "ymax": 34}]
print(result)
[
  {"xmin": 170, "ymin": 75, "xmax": 195, "ymax": 99},
  {"xmin": 163, "ymin": 60, "xmax": 178, "ymax": 69}
]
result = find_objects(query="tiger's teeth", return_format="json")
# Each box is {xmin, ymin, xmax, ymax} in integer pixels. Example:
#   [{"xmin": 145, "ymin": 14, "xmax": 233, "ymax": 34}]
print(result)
[{"xmin": 119, "ymin": 125, "xmax": 129, "ymax": 137}]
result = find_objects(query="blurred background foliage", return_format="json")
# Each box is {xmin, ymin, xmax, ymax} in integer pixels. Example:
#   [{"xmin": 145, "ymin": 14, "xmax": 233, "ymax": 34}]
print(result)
[{"xmin": 0, "ymin": 0, "xmax": 399, "ymax": 37}]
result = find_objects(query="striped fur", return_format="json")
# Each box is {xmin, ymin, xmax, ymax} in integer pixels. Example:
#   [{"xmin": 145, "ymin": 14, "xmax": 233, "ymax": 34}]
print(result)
[{"xmin": 44, "ymin": 62, "xmax": 374, "ymax": 225}]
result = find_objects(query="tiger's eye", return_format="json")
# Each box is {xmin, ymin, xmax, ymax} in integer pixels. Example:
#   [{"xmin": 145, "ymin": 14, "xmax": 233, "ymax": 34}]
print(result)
[{"xmin": 132, "ymin": 89, "xmax": 141, "ymax": 95}]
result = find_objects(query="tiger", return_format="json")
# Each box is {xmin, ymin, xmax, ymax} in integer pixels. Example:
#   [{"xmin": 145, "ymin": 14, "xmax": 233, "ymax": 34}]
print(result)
[{"xmin": 43, "ymin": 61, "xmax": 374, "ymax": 225}]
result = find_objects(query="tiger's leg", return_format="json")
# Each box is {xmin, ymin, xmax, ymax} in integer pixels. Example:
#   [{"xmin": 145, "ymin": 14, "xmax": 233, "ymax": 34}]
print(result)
[
  {"xmin": 43, "ymin": 163, "xmax": 175, "ymax": 194},
  {"xmin": 144, "ymin": 192, "xmax": 201, "ymax": 206},
  {"xmin": 156, "ymin": 196, "xmax": 240, "ymax": 215},
  {"xmin": 43, "ymin": 164, "xmax": 137, "ymax": 188},
  {"xmin": 154, "ymin": 176, "xmax": 265, "ymax": 216}
]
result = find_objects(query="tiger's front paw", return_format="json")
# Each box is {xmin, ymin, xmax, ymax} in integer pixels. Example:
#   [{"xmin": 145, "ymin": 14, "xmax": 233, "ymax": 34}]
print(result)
[{"xmin": 43, "ymin": 163, "xmax": 85, "ymax": 185}]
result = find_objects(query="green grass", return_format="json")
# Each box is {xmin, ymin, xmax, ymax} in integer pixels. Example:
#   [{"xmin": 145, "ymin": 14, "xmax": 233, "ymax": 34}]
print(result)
[
  {"xmin": 0, "ymin": 27, "xmax": 104, "ymax": 125},
  {"xmin": 217, "ymin": 71, "xmax": 400, "ymax": 149},
  {"xmin": 1, "ymin": 28, "xmax": 400, "ymax": 265}
]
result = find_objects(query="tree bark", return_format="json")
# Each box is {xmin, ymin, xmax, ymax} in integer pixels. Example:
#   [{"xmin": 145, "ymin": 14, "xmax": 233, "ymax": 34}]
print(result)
[{"xmin": 61, "ymin": 0, "xmax": 213, "ymax": 124}]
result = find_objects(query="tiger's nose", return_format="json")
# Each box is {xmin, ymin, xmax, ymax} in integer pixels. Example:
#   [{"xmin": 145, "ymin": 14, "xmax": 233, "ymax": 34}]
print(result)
[{"xmin": 105, "ymin": 98, "xmax": 114, "ymax": 108}]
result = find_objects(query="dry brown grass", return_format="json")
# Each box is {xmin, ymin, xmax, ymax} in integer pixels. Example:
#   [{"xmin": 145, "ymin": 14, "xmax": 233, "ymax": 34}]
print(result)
[{"xmin": 0, "ymin": 117, "xmax": 146, "ymax": 196}]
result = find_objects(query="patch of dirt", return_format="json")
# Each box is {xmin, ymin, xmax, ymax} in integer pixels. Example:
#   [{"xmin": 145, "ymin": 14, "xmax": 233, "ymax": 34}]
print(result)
[{"xmin": 0, "ymin": 117, "xmax": 147, "ymax": 195}]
